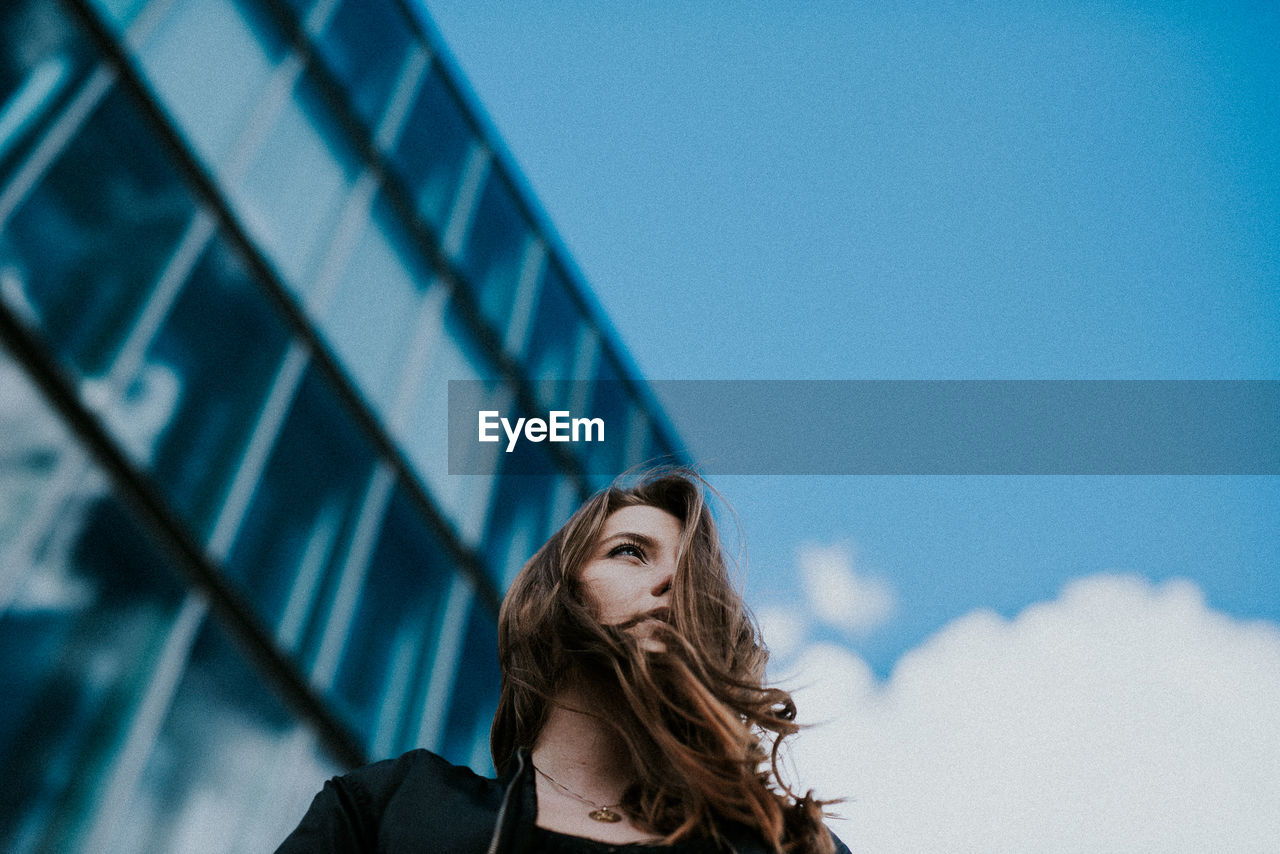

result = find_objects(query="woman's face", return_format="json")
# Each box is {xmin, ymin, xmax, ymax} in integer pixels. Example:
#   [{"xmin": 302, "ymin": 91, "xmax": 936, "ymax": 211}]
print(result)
[{"xmin": 578, "ymin": 504, "xmax": 681, "ymax": 651}]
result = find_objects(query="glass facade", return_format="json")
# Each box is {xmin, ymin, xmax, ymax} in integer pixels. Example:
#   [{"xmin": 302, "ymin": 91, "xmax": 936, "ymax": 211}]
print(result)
[{"xmin": 0, "ymin": 0, "xmax": 684, "ymax": 851}]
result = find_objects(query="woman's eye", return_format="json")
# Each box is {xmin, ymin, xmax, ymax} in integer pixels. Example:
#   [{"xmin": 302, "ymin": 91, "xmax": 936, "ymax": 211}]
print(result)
[{"xmin": 610, "ymin": 543, "xmax": 644, "ymax": 560}]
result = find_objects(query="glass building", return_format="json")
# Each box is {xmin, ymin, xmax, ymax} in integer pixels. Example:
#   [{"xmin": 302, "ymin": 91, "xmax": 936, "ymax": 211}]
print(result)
[{"xmin": 0, "ymin": 0, "xmax": 683, "ymax": 850}]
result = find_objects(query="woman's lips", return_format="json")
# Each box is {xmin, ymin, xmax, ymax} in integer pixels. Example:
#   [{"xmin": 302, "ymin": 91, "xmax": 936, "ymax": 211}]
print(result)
[{"xmin": 619, "ymin": 607, "xmax": 670, "ymax": 630}]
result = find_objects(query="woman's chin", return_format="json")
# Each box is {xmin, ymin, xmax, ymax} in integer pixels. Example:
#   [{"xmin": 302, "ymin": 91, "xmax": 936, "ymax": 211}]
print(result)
[
  {"xmin": 637, "ymin": 636, "xmax": 667, "ymax": 653},
  {"xmin": 626, "ymin": 621, "xmax": 668, "ymax": 653}
]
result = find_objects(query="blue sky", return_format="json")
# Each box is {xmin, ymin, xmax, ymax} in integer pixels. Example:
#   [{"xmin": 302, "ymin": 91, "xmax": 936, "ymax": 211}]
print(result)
[
  {"xmin": 421, "ymin": 1, "xmax": 1277, "ymax": 378},
  {"xmin": 419, "ymin": 0, "xmax": 1278, "ymax": 666},
  {"xmin": 417, "ymin": 2, "xmax": 1280, "ymax": 845}
]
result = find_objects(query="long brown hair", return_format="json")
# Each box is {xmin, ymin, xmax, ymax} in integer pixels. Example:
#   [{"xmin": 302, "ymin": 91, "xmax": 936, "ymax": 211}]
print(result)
[{"xmin": 491, "ymin": 467, "xmax": 835, "ymax": 853}]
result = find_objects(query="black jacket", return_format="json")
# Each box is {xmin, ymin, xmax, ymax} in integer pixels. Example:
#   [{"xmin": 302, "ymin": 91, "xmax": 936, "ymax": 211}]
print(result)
[{"xmin": 274, "ymin": 748, "xmax": 851, "ymax": 853}]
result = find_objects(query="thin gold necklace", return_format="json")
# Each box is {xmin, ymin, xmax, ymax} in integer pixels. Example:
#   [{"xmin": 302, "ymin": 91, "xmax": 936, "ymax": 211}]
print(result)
[{"xmin": 533, "ymin": 764, "xmax": 624, "ymax": 823}]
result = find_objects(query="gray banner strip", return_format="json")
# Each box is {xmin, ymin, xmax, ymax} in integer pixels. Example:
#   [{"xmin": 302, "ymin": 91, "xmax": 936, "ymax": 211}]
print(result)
[{"xmin": 449, "ymin": 380, "xmax": 1280, "ymax": 475}]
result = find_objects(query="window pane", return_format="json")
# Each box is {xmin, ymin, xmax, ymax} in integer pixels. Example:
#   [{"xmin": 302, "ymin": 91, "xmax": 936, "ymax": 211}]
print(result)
[
  {"xmin": 389, "ymin": 64, "xmax": 473, "ymax": 234},
  {"xmin": 314, "ymin": 0, "xmax": 413, "ymax": 129},
  {"xmin": 587, "ymin": 353, "xmax": 633, "ymax": 475},
  {"xmin": 321, "ymin": 194, "xmax": 431, "ymax": 414},
  {"xmin": 482, "ymin": 453, "xmax": 556, "ymax": 588},
  {"xmin": 0, "ymin": 354, "xmax": 187, "ymax": 850},
  {"xmin": 233, "ymin": 76, "xmax": 359, "ymax": 288},
  {"xmin": 144, "ymin": 236, "xmax": 293, "ymax": 539},
  {"xmin": 273, "ymin": 0, "xmax": 314, "ymax": 24},
  {"xmin": 136, "ymin": 0, "xmax": 285, "ymax": 170},
  {"xmin": 85, "ymin": 0, "xmax": 151, "ymax": 30},
  {"xmin": 114, "ymin": 622, "xmax": 342, "ymax": 853},
  {"xmin": 404, "ymin": 301, "xmax": 500, "ymax": 543},
  {"xmin": 224, "ymin": 366, "xmax": 375, "ymax": 642},
  {"xmin": 0, "ymin": 352, "xmax": 85, "ymax": 608},
  {"xmin": 440, "ymin": 599, "xmax": 498, "ymax": 774},
  {"xmin": 460, "ymin": 170, "xmax": 530, "ymax": 332},
  {"xmin": 524, "ymin": 262, "xmax": 584, "ymax": 408},
  {"xmin": 0, "ymin": 85, "xmax": 196, "ymax": 378},
  {"xmin": 330, "ymin": 485, "xmax": 452, "ymax": 757},
  {"xmin": 0, "ymin": 0, "xmax": 96, "ymax": 173}
]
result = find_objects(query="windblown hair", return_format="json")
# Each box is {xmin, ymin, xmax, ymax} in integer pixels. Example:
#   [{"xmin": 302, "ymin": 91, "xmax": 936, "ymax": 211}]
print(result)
[{"xmin": 491, "ymin": 467, "xmax": 835, "ymax": 854}]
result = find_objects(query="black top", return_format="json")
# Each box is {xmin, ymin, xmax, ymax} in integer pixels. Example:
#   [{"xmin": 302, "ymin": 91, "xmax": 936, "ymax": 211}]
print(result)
[
  {"xmin": 530, "ymin": 826, "xmax": 721, "ymax": 854},
  {"xmin": 275, "ymin": 748, "xmax": 851, "ymax": 854}
]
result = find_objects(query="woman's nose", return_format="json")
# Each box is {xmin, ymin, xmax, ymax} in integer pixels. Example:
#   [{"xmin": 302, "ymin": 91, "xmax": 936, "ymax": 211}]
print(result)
[{"xmin": 651, "ymin": 568, "xmax": 673, "ymax": 597}]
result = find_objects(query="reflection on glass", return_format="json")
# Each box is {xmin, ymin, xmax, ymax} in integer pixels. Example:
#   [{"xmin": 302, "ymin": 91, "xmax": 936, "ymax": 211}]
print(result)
[
  {"xmin": 314, "ymin": 0, "xmax": 413, "ymax": 129},
  {"xmin": 273, "ymin": 0, "xmax": 314, "ymax": 23},
  {"xmin": 482, "ymin": 451, "xmax": 555, "ymax": 587},
  {"xmin": 440, "ymin": 599, "xmax": 499, "ymax": 774},
  {"xmin": 0, "ymin": 357, "xmax": 75, "ymax": 575},
  {"xmin": 85, "ymin": 0, "xmax": 151, "ymax": 31},
  {"xmin": 0, "ymin": 85, "xmax": 195, "ymax": 378},
  {"xmin": 136, "ymin": 0, "xmax": 285, "ymax": 170},
  {"xmin": 404, "ymin": 300, "xmax": 500, "ymax": 543},
  {"xmin": 233, "ymin": 76, "xmax": 359, "ymax": 288},
  {"xmin": 524, "ymin": 262, "xmax": 584, "ymax": 408},
  {"xmin": 389, "ymin": 64, "xmax": 474, "ymax": 234},
  {"xmin": 144, "ymin": 236, "xmax": 292, "ymax": 540},
  {"xmin": 322, "ymin": 194, "xmax": 430, "ymax": 414},
  {"xmin": 115, "ymin": 622, "xmax": 341, "ymax": 853},
  {"xmin": 330, "ymin": 485, "xmax": 451, "ymax": 757},
  {"xmin": 224, "ymin": 366, "xmax": 375, "ymax": 648},
  {"xmin": 587, "ymin": 352, "xmax": 633, "ymax": 475},
  {"xmin": 460, "ymin": 170, "xmax": 530, "ymax": 332},
  {"xmin": 0, "ymin": 424, "xmax": 186, "ymax": 853},
  {"xmin": 0, "ymin": 0, "xmax": 94, "ymax": 172}
]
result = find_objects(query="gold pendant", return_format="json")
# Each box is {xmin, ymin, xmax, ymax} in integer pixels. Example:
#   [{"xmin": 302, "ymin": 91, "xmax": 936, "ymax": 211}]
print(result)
[{"xmin": 588, "ymin": 807, "xmax": 622, "ymax": 823}]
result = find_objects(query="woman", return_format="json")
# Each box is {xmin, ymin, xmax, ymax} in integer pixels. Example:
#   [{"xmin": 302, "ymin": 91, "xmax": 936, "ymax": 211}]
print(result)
[{"xmin": 277, "ymin": 469, "xmax": 849, "ymax": 853}]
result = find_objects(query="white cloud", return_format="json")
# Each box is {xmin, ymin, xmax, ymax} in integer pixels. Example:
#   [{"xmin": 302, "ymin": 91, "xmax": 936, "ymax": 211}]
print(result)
[
  {"xmin": 783, "ymin": 574, "xmax": 1280, "ymax": 853},
  {"xmin": 756, "ymin": 604, "xmax": 807, "ymax": 661},
  {"xmin": 797, "ymin": 542, "xmax": 896, "ymax": 635}
]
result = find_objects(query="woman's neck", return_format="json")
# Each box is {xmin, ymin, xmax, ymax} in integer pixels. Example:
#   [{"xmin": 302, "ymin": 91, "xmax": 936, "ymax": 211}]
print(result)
[{"xmin": 531, "ymin": 682, "xmax": 635, "ymax": 797}]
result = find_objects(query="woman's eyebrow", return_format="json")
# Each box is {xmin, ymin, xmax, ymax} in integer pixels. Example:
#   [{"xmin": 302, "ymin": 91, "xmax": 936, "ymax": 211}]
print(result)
[{"xmin": 599, "ymin": 531, "xmax": 659, "ymax": 550}]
